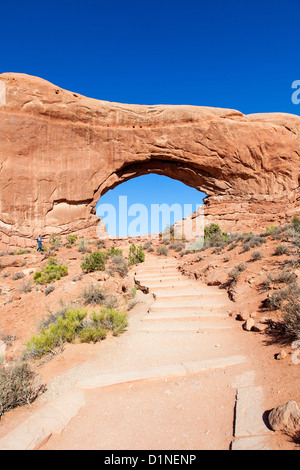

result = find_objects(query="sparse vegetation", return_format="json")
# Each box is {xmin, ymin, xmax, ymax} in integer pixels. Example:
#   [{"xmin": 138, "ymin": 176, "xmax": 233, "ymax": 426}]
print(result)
[
  {"xmin": 81, "ymin": 250, "xmax": 107, "ymax": 273},
  {"xmin": 129, "ymin": 243, "xmax": 145, "ymax": 264},
  {"xmin": 157, "ymin": 245, "xmax": 168, "ymax": 256},
  {"xmin": 44, "ymin": 285, "xmax": 55, "ymax": 296},
  {"xmin": 82, "ymin": 284, "xmax": 110, "ymax": 306},
  {"xmin": 25, "ymin": 306, "xmax": 128, "ymax": 358},
  {"xmin": 292, "ymin": 216, "xmax": 300, "ymax": 232},
  {"xmin": 0, "ymin": 362, "xmax": 46, "ymax": 418},
  {"xmin": 251, "ymin": 250, "xmax": 264, "ymax": 261},
  {"xmin": 19, "ymin": 280, "xmax": 32, "ymax": 294},
  {"xmin": 66, "ymin": 234, "xmax": 78, "ymax": 247},
  {"xmin": 109, "ymin": 254, "xmax": 129, "ymax": 277},
  {"xmin": 34, "ymin": 257, "xmax": 68, "ymax": 284},
  {"xmin": 274, "ymin": 244, "xmax": 289, "ymax": 256},
  {"xmin": 12, "ymin": 271, "xmax": 25, "ymax": 281},
  {"xmin": 228, "ymin": 262, "xmax": 248, "ymax": 285}
]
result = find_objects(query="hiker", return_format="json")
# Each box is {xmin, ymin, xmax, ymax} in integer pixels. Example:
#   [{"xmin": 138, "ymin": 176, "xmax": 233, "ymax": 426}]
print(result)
[{"xmin": 37, "ymin": 234, "xmax": 42, "ymax": 252}]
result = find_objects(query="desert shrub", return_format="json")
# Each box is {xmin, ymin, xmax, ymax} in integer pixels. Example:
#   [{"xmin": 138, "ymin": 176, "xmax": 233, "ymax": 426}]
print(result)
[
  {"xmin": 228, "ymin": 268, "xmax": 240, "ymax": 284},
  {"xmin": 106, "ymin": 246, "xmax": 123, "ymax": 257},
  {"xmin": 49, "ymin": 235, "xmax": 62, "ymax": 250},
  {"xmin": 143, "ymin": 240, "xmax": 153, "ymax": 251},
  {"xmin": 267, "ymin": 281, "xmax": 300, "ymax": 339},
  {"xmin": 81, "ymin": 250, "xmax": 106, "ymax": 272},
  {"xmin": 269, "ymin": 282, "xmax": 300, "ymax": 311},
  {"xmin": 91, "ymin": 308, "xmax": 128, "ymax": 336},
  {"xmin": 228, "ymin": 242, "xmax": 238, "ymax": 251},
  {"xmin": 19, "ymin": 281, "xmax": 32, "ymax": 294},
  {"xmin": 242, "ymin": 235, "xmax": 266, "ymax": 252},
  {"xmin": 282, "ymin": 299, "xmax": 300, "ymax": 339},
  {"xmin": 292, "ymin": 216, "xmax": 300, "ymax": 232},
  {"xmin": 34, "ymin": 257, "xmax": 68, "ymax": 284},
  {"xmin": 78, "ymin": 326, "xmax": 107, "ymax": 343},
  {"xmin": 228, "ymin": 263, "xmax": 248, "ymax": 285},
  {"xmin": 12, "ymin": 271, "xmax": 25, "ymax": 281},
  {"xmin": 78, "ymin": 238, "xmax": 88, "ymax": 253},
  {"xmin": 203, "ymin": 224, "xmax": 228, "ymax": 249},
  {"xmin": 109, "ymin": 255, "xmax": 128, "ymax": 277},
  {"xmin": 96, "ymin": 239, "xmax": 106, "ymax": 249},
  {"xmin": 273, "ymin": 270, "xmax": 297, "ymax": 285},
  {"xmin": 0, "ymin": 362, "xmax": 46, "ymax": 418},
  {"xmin": 82, "ymin": 284, "xmax": 117, "ymax": 308},
  {"xmin": 25, "ymin": 308, "xmax": 88, "ymax": 358},
  {"xmin": 66, "ymin": 234, "xmax": 78, "ymax": 247},
  {"xmin": 251, "ymin": 250, "xmax": 264, "ymax": 261},
  {"xmin": 82, "ymin": 284, "xmax": 108, "ymax": 306},
  {"xmin": 273, "ymin": 244, "xmax": 289, "ymax": 256},
  {"xmin": 127, "ymin": 299, "xmax": 139, "ymax": 311},
  {"xmin": 170, "ymin": 241, "xmax": 186, "ymax": 252},
  {"xmin": 186, "ymin": 238, "xmax": 204, "ymax": 253},
  {"xmin": 266, "ymin": 225, "xmax": 278, "ymax": 234},
  {"xmin": 236, "ymin": 262, "xmax": 248, "ymax": 272},
  {"xmin": 44, "ymin": 285, "xmax": 55, "ymax": 296},
  {"xmin": 157, "ymin": 245, "xmax": 168, "ymax": 256},
  {"xmin": 129, "ymin": 244, "xmax": 145, "ymax": 264}
]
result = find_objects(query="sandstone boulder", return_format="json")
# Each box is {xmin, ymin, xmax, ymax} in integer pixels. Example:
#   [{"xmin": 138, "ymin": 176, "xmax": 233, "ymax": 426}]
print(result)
[{"xmin": 268, "ymin": 401, "xmax": 300, "ymax": 433}]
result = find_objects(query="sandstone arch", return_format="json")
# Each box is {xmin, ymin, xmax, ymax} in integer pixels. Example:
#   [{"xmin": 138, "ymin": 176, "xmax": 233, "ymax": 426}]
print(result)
[{"xmin": 0, "ymin": 72, "xmax": 300, "ymax": 246}]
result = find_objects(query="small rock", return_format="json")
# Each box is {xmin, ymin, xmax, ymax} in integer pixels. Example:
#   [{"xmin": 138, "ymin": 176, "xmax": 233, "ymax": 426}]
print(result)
[
  {"xmin": 268, "ymin": 401, "xmax": 300, "ymax": 433},
  {"xmin": 252, "ymin": 322, "xmax": 268, "ymax": 333},
  {"xmin": 275, "ymin": 349, "xmax": 287, "ymax": 360},
  {"xmin": 12, "ymin": 295, "xmax": 21, "ymax": 301},
  {"xmin": 243, "ymin": 318, "xmax": 255, "ymax": 331},
  {"xmin": 237, "ymin": 312, "xmax": 249, "ymax": 322}
]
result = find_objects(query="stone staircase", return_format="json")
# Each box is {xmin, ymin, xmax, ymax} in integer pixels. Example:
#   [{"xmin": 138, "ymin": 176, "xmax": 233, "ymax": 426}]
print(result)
[{"xmin": 0, "ymin": 255, "xmax": 272, "ymax": 450}]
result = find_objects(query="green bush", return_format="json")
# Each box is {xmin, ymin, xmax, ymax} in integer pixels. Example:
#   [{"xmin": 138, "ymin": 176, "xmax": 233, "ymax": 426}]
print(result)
[
  {"xmin": 91, "ymin": 308, "xmax": 128, "ymax": 336},
  {"xmin": 79, "ymin": 326, "xmax": 107, "ymax": 343},
  {"xmin": 106, "ymin": 246, "xmax": 123, "ymax": 257},
  {"xmin": 81, "ymin": 250, "xmax": 107, "ymax": 272},
  {"xmin": 129, "ymin": 243, "xmax": 145, "ymax": 265},
  {"xmin": 34, "ymin": 257, "xmax": 68, "ymax": 284},
  {"xmin": 66, "ymin": 234, "xmax": 78, "ymax": 246},
  {"xmin": 26, "ymin": 308, "xmax": 87, "ymax": 357},
  {"xmin": 49, "ymin": 235, "xmax": 62, "ymax": 249},
  {"xmin": 266, "ymin": 225, "xmax": 278, "ymax": 234},
  {"xmin": 25, "ymin": 306, "xmax": 128, "ymax": 358}
]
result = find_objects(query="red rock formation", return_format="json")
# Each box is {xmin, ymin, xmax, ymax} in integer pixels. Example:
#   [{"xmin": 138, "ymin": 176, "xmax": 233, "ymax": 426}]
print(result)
[{"xmin": 0, "ymin": 72, "xmax": 300, "ymax": 246}]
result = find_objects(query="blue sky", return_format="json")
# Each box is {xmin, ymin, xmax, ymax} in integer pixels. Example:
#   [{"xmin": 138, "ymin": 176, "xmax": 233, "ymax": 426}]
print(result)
[{"xmin": 1, "ymin": 0, "xmax": 299, "ymax": 235}]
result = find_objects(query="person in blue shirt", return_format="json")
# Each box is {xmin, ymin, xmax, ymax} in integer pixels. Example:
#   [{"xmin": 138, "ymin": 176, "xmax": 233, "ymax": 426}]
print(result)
[{"xmin": 37, "ymin": 235, "xmax": 42, "ymax": 252}]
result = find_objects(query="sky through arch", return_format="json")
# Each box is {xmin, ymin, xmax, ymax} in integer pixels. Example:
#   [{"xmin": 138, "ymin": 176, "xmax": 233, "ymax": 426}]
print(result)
[{"xmin": 96, "ymin": 174, "xmax": 206, "ymax": 237}]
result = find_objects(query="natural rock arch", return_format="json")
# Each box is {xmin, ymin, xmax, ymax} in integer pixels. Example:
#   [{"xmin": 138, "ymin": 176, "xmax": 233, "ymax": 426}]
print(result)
[{"xmin": 0, "ymin": 72, "xmax": 300, "ymax": 246}]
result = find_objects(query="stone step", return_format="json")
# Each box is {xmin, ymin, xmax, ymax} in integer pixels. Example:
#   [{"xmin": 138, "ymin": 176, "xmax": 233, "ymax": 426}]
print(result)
[
  {"xmin": 150, "ymin": 298, "xmax": 227, "ymax": 310},
  {"xmin": 77, "ymin": 355, "xmax": 246, "ymax": 390},
  {"xmin": 135, "ymin": 274, "xmax": 183, "ymax": 281},
  {"xmin": 155, "ymin": 293, "xmax": 225, "ymax": 302},
  {"xmin": 232, "ymin": 385, "xmax": 271, "ymax": 450},
  {"xmin": 144, "ymin": 311, "xmax": 227, "ymax": 321},
  {"xmin": 140, "ymin": 320, "xmax": 233, "ymax": 332}
]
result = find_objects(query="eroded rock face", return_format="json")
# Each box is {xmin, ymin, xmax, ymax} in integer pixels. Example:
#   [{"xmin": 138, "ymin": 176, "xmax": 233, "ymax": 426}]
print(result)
[{"xmin": 0, "ymin": 72, "xmax": 300, "ymax": 246}]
